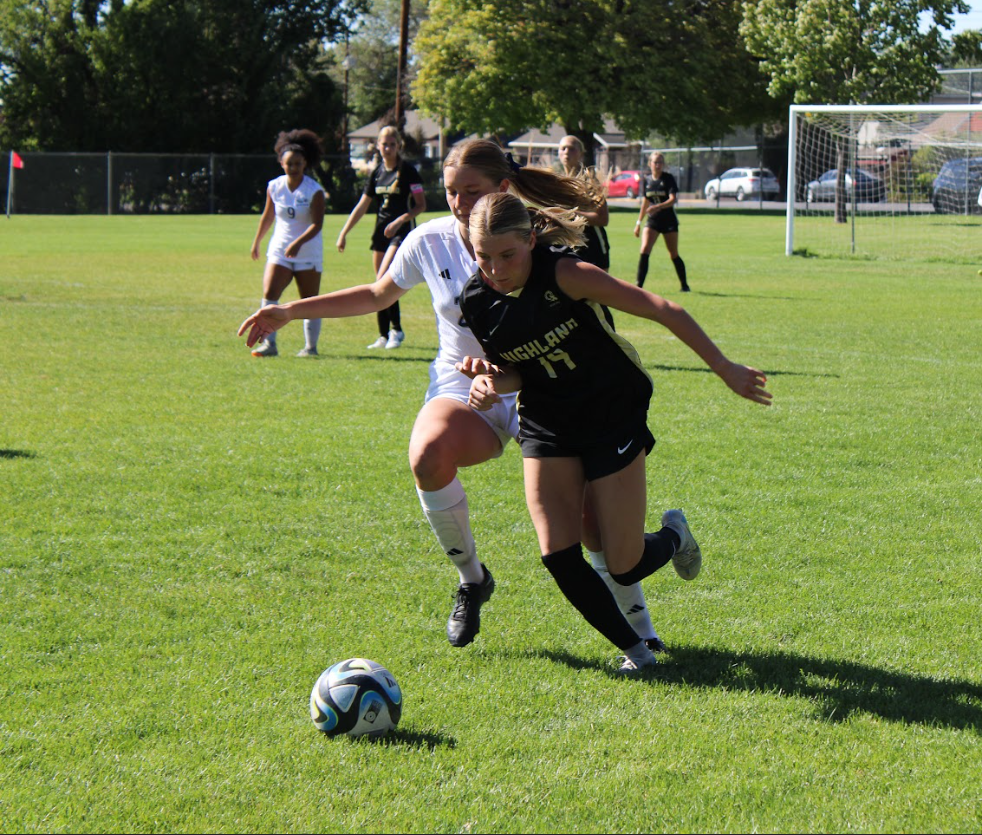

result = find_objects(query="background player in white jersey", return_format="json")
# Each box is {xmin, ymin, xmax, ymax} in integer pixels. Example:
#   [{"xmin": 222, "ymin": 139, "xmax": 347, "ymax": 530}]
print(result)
[
  {"xmin": 238, "ymin": 139, "xmax": 662, "ymax": 651},
  {"xmin": 336, "ymin": 126, "xmax": 426, "ymax": 350},
  {"xmin": 456, "ymin": 193, "xmax": 772, "ymax": 672},
  {"xmin": 249, "ymin": 129, "xmax": 327, "ymax": 358}
]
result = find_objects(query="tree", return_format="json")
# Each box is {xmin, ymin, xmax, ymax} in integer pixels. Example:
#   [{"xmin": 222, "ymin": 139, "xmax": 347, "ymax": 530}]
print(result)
[
  {"xmin": 0, "ymin": 0, "xmax": 366, "ymax": 152},
  {"xmin": 948, "ymin": 29, "xmax": 982, "ymax": 67},
  {"xmin": 411, "ymin": 0, "xmax": 779, "ymax": 161},
  {"xmin": 740, "ymin": 0, "xmax": 970, "ymax": 220}
]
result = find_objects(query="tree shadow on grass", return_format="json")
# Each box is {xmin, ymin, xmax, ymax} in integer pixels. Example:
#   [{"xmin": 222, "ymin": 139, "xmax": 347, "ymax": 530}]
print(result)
[
  {"xmin": 530, "ymin": 646, "xmax": 982, "ymax": 731},
  {"xmin": 0, "ymin": 449, "xmax": 36, "ymax": 460}
]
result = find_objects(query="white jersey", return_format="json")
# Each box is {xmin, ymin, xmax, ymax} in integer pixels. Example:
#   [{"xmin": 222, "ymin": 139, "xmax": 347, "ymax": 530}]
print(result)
[
  {"xmin": 266, "ymin": 174, "xmax": 324, "ymax": 263},
  {"xmin": 388, "ymin": 214, "xmax": 519, "ymax": 445},
  {"xmin": 388, "ymin": 215, "xmax": 486, "ymax": 367}
]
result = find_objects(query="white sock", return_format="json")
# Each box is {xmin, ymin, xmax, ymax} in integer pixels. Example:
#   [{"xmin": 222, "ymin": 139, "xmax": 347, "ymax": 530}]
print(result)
[
  {"xmin": 303, "ymin": 317, "xmax": 322, "ymax": 350},
  {"xmin": 261, "ymin": 298, "xmax": 279, "ymax": 346},
  {"xmin": 624, "ymin": 641, "xmax": 657, "ymax": 666},
  {"xmin": 588, "ymin": 548, "xmax": 657, "ymax": 641},
  {"xmin": 416, "ymin": 478, "xmax": 484, "ymax": 584}
]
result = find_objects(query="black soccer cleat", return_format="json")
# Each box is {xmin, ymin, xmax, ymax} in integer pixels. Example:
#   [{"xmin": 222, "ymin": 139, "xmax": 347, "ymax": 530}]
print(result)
[
  {"xmin": 446, "ymin": 564, "xmax": 495, "ymax": 647},
  {"xmin": 645, "ymin": 636, "xmax": 667, "ymax": 653}
]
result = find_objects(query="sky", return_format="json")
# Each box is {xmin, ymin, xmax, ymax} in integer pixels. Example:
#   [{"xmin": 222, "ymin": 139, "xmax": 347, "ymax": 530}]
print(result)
[{"xmin": 940, "ymin": 3, "xmax": 982, "ymax": 34}]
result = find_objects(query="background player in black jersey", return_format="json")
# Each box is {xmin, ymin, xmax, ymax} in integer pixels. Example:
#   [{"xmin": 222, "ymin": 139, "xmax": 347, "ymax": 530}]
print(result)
[
  {"xmin": 457, "ymin": 192, "xmax": 771, "ymax": 672},
  {"xmin": 336, "ymin": 126, "xmax": 426, "ymax": 349},
  {"xmin": 557, "ymin": 135, "xmax": 610, "ymax": 270},
  {"xmin": 634, "ymin": 152, "xmax": 689, "ymax": 292}
]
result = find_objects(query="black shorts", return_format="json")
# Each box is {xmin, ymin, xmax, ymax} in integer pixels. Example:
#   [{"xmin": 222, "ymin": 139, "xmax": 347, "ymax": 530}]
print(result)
[
  {"xmin": 645, "ymin": 213, "xmax": 679, "ymax": 235},
  {"xmin": 371, "ymin": 223, "xmax": 409, "ymax": 253},
  {"xmin": 518, "ymin": 410, "xmax": 655, "ymax": 481}
]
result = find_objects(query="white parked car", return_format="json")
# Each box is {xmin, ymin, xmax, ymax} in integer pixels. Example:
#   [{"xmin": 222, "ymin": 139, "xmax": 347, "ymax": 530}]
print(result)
[{"xmin": 704, "ymin": 167, "xmax": 780, "ymax": 201}]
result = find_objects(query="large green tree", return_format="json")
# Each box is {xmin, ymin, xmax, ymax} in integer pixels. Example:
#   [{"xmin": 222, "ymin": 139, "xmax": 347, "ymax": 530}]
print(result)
[
  {"xmin": 740, "ymin": 0, "xmax": 969, "ymax": 219},
  {"xmin": 0, "ymin": 0, "xmax": 365, "ymax": 152},
  {"xmin": 411, "ymin": 0, "xmax": 779, "ymax": 158}
]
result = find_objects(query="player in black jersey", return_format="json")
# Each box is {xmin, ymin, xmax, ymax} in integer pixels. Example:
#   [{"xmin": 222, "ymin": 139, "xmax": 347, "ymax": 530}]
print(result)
[
  {"xmin": 635, "ymin": 152, "xmax": 689, "ymax": 292},
  {"xmin": 457, "ymin": 193, "xmax": 771, "ymax": 672},
  {"xmin": 558, "ymin": 135, "xmax": 610, "ymax": 270},
  {"xmin": 337, "ymin": 126, "xmax": 426, "ymax": 349}
]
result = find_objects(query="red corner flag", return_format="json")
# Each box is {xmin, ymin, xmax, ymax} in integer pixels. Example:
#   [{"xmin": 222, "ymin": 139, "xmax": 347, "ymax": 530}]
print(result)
[{"xmin": 11, "ymin": 151, "xmax": 24, "ymax": 169}]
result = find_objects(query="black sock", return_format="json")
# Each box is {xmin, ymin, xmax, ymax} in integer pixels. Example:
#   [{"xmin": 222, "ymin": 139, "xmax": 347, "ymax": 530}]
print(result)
[
  {"xmin": 541, "ymin": 544, "xmax": 640, "ymax": 650},
  {"xmin": 388, "ymin": 301, "xmax": 401, "ymax": 331},
  {"xmin": 376, "ymin": 309, "xmax": 389, "ymax": 338},
  {"xmin": 609, "ymin": 530, "xmax": 678, "ymax": 587},
  {"xmin": 672, "ymin": 256, "xmax": 688, "ymax": 288},
  {"xmin": 636, "ymin": 253, "xmax": 650, "ymax": 288}
]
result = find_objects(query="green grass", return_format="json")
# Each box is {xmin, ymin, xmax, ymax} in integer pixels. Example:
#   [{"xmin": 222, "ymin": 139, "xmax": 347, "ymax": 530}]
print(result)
[{"xmin": 1, "ymin": 211, "xmax": 981, "ymax": 833}]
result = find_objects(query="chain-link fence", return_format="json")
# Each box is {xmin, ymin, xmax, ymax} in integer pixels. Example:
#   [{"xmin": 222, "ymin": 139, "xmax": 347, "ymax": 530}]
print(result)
[{"xmin": 2, "ymin": 151, "xmax": 448, "ymax": 215}]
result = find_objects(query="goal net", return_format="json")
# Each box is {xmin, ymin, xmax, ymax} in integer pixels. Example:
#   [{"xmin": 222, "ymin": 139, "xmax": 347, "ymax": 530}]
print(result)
[{"xmin": 786, "ymin": 105, "xmax": 982, "ymax": 262}]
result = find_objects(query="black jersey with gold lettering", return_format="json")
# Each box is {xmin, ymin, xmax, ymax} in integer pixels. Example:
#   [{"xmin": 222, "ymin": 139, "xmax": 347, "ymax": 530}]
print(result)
[
  {"xmin": 641, "ymin": 170, "xmax": 680, "ymax": 232},
  {"xmin": 459, "ymin": 245, "xmax": 652, "ymax": 444}
]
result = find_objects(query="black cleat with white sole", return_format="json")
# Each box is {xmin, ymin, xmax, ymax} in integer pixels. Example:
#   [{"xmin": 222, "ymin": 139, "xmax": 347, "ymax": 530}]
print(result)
[{"xmin": 446, "ymin": 564, "xmax": 495, "ymax": 647}]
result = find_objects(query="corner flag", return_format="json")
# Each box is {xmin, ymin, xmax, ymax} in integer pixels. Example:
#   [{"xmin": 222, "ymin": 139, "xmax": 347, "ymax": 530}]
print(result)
[
  {"xmin": 7, "ymin": 151, "xmax": 23, "ymax": 217},
  {"xmin": 11, "ymin": 151, "xmax": 24, "ymax": 169}
]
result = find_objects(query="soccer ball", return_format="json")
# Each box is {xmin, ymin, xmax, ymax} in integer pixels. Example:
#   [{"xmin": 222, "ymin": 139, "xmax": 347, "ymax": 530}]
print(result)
[{"xmin": 309, "ymin": 658, "xmax": 402, "ymax": 739}]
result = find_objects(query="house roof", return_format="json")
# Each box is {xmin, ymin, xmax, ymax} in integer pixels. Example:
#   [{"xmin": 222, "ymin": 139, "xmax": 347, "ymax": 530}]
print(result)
[
  {"xmin": 508, "ymin": 119, "xmax": 632, "ymax": 150},
  {"xmin": 348, "ymin": 111, "xmax": 443, "ymax": 142}
]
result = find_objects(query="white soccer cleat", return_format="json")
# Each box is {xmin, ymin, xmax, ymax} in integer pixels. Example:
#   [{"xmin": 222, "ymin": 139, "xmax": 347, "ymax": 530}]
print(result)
[
  {"xmin": 385, "ymin": 329, "xmax": 405, "ymax": 349},
  {"xmin": 661, "ymin": 509, "xmax": 702, "ymax": 581},
  {"xmin": 251, "ymin": 340, "xmax": 278, "ymax": 358},
  {"xmin": 615, "ymin": 652, "xmax": 658, "ymax": 676},
  {"xmin": 295, "ymin": 346, "xmax": 319, "ymax": 358},
  {"xmin": 367, "ymin": 335, "xmax": 388, "ymax": 349}
]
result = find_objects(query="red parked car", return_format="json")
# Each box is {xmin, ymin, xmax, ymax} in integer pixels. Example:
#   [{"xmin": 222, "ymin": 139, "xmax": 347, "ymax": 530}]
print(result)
[{"xmin": 606, "ymin": 170, "xmax": 642, "ymax": 199}]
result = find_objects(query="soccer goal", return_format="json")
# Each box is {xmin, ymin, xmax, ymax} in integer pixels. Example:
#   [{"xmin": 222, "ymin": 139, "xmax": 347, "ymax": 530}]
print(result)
[{"xmin": 786, "ymin": 104, "xmax": 982, "ymax": 262}]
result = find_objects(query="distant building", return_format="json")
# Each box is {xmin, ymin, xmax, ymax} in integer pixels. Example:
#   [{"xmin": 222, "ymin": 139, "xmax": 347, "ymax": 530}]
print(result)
[{"xmin": 347, "ymin": 111, "xmax": 445, "ymax": 171}]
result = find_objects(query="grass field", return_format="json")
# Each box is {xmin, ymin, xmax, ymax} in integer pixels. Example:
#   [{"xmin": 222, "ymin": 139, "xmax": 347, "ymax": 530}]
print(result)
[{"xmin": 2, "ymin": 209, "xmax": 981, "ymax": 833}]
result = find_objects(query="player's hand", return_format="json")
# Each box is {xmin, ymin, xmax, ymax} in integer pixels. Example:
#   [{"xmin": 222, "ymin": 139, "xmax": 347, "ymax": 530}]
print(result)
[
  {"xmin": 718, "ymin": 361, "xmax": 772, "ymax": 406},
  {"xmin": 455, "ymin": 356, "xmax": 500, "ymax": 379},
  {"xmin": 384, "ymin": 219, "xmax": 401, "ymax": 238},
  {"xmin": 336, "ymin": 233, "xmax": 346, "ymax": 252},
  {"xmin": 250, "ymin": 244, "xmax": 260, "ymax": 261},
  {"xmin": 466, "ymin": 374, "xmax": 501, "ymax": 411},
  {"xmin": 237, "ymin": 304, "xmax": 291, "ymax": 348},
  {"xmin": 284, "ymin": 240, "xmax": 301, "ymax": 258},
  {"xmin": 633, "ymin": 224, "xmax": 641, "ymax": 238}
]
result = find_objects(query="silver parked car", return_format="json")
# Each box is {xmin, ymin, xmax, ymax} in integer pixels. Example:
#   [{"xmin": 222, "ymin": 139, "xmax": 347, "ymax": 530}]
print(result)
[{"xmin": 704, "ymin": 167, "xmax": 780, "ymax": 201}]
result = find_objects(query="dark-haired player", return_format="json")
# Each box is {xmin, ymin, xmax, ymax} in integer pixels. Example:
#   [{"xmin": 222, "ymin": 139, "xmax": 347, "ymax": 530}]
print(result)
[{"xmin": 249, "ymin": 129, "xmax": 327, "ymax": 358}]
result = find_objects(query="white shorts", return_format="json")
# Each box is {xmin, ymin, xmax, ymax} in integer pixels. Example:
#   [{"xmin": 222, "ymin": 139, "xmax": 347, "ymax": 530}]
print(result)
[
  {"xmin": 424, "ymin": 360, "xmax": 519, "ymax": 454},
  {"xmin": 267, "ymin": 254, "xmax": 322, "ymax": 273}
]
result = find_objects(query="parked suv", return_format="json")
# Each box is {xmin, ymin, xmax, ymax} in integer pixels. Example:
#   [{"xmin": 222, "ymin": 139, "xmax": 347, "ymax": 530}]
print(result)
[
  {"xmin": 931, "ymin": 157, "xmax": 982, "ymax": 214},
  {"xmin": 704, "ymin": 167, "xmax": 780, "ymax": 201}
]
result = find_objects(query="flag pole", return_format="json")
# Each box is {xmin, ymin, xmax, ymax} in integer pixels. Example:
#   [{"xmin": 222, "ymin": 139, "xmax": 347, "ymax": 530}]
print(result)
[{"xmin": 5, "ymin": 152, "xmax": 12, "ymax": 218}]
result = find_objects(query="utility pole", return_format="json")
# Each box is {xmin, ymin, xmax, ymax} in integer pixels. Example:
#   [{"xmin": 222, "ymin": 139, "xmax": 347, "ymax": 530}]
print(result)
[{"xmin": 394, "ymin": 0, "xmax": 410, "ymax": 127}]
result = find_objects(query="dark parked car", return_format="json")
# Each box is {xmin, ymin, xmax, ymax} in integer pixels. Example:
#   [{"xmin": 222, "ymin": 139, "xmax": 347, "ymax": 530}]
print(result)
[
  {"xmin": 806, "ymin": 169, "xmax": 886, "ymax": 203},
  {"xmin": 931, "ymin": 157, "xmax": 982, "ymax": 214}
]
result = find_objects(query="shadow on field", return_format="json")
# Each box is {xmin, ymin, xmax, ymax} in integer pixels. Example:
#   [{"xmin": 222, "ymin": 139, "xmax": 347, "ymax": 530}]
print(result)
[
  {"xmin": 691, "ymin": 291, "xmax": 803, "ymax": 301},
  {"xmin": 647, "ymin": 363, "xmax": 840, "ymax": 380},
  {"xmin": 378, "ymin": 728, "xmax": 456, "ymax": 750},
  {"xmin": 0, "ymin": 449, "xmax": 36, "ymax": 460},
  {"xmin": 535, "ymin": 646, "xmax": 982, "ymax": 730}
]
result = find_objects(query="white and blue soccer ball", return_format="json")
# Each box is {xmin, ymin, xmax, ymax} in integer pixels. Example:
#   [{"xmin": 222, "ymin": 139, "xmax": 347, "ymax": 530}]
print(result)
[{"xmin": 309, "ymin": 658, "xmax": 402, "ymax": 739}]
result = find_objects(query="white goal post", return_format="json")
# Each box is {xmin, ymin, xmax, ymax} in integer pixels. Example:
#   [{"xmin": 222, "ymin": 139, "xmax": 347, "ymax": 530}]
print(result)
[{"xmin": 786, "ymin": 104, "xmax": 982, "ymax": 260}]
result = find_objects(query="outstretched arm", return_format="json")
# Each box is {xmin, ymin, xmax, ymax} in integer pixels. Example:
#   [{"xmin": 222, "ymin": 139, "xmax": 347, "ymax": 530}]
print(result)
[
  {"xmin": 250, "ymin": 191, "xmax": 276, "ymax": 260},
  {"xmin": 336, "ymin": 194, "xmax": 373, "ymax": 252},
  {"xmin": 556, "ymin": 261, "xmax": 772, "ymax": 406},
  {"xmin": 237, "ymin": 273, "xmax": 408, "ymax": 347}
]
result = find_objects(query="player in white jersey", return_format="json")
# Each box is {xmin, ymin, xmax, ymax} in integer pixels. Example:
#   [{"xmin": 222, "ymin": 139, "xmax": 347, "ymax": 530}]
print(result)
[
  {"xmin": 249, "ymin": 129, "xmax": 327, "ymax": 358},
  {"xmin": 238, "ymin": 139, "xmax": 665, "ymax": 652}
]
